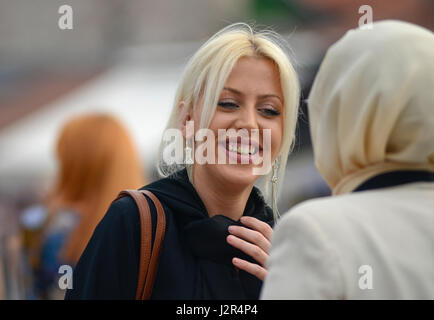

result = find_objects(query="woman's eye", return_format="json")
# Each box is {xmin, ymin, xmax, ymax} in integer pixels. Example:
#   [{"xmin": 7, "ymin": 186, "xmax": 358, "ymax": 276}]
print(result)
[
  {"xmin": 259, "ymin": 107, "xmax": 281, "ymax": 117},
  {"xmin": 218, "ymin": 101, "xmax": 239, "ymax": 110}
]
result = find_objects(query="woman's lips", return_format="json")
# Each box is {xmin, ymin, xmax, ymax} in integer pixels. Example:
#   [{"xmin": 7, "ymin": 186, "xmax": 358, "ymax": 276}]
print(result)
[{"xmin": 216, "ymin": 137, "xmax": 263, "ymax": 164}]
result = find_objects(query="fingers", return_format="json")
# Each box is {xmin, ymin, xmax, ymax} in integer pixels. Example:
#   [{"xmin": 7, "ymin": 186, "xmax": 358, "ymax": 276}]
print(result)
[
  {"xmin": 232, "ymin": 257, "xmax": 267, "ymax": 281},
  {"xmin": 226, "ymin": 216, "xmax": 274, "ymax": 281},
  {"xmin": 239, "ymin": 216, "xmax": 273, "ymax": 241},
  {"xmin": 228, "ymin": 225, "xmax": 270, "ymax": 254},
  {"xmin": 227, "ymin": 234, "xmax": 268, "ymax": 267}
]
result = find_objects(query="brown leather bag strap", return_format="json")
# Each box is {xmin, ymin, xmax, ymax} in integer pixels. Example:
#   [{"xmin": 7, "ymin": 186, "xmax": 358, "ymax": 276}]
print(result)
[
  {"xmin": 114, "ymin": 189, "xmax": 166, "ymax": 300},
  {"xmin": 139, "ymin": 190, "xmax": 166, "ymax": 300}
]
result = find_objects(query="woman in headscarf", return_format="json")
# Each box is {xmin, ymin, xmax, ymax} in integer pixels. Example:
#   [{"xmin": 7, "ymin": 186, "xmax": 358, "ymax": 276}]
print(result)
[
  {"xmin": 66, "ymin": 23, "xmax": 300, "ymax": 300},
  {"xmin": 262, "ymin": 20, "xmax": 434, "ymax": 299}
]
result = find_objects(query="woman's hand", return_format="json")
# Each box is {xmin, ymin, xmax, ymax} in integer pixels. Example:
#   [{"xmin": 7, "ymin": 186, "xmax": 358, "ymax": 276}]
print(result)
[{"xmin": 226, "ymin": 216, "xmax": 273, "ymax": 281}]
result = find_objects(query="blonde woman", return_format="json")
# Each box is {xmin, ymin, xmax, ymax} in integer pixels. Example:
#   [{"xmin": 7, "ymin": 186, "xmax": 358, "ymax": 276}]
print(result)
[
  {"xmin": 66, "ymin": 23, "xmax": 300, "ymax": 300},
  {"xmin": 22, "ymin": 113, "xmax": 144, "ymax": 299}
]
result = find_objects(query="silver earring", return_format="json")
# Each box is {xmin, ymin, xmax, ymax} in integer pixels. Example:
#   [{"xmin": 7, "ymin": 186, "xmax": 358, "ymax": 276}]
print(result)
[
  {"xmin": 271, "ymin": 157, "xmax": 281, "ymax": 221},
  {"xmin": 184, "ymin": 139, "xmax": 194, "ymax": 165}
]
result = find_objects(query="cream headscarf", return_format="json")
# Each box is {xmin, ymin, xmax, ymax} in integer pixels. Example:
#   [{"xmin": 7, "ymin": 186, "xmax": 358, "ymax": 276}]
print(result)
[{"xmin": 308, "ymin": 20, "xmax": 434, "ymax": 195}]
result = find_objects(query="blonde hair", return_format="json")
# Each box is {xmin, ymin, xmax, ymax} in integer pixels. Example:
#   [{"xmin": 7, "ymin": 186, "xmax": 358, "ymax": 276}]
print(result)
[
  {"xmin": 47, "ymin": 113, "xmax": 145, "ymax": 263},
  {"xmin": 158, "ymin": 23, "xmax": 300, "ymax": 214}
]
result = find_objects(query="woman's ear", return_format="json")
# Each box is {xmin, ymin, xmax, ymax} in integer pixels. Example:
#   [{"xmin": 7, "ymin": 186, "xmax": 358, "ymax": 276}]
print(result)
[{"xmin": 178, "ymin": 101, "xmax": 191, "ymax": 138}]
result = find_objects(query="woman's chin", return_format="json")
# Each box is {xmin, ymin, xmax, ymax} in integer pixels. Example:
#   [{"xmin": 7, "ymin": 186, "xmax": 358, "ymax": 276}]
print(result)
[{"xmin": 211, "ymin": 163, "xmax": 258, "ymax": 188}]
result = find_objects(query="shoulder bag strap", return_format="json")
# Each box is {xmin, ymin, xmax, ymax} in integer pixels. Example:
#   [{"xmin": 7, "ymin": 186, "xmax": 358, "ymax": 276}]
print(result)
[{"xmin": 114, "ymin": 189, "xmax": 166, "ymax": 300}]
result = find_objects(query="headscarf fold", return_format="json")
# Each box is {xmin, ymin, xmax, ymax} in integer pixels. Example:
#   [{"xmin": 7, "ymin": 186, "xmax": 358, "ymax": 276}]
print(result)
[{"xmin": 307, "ymin": 20, "xmax": 434, "ymax": 195}]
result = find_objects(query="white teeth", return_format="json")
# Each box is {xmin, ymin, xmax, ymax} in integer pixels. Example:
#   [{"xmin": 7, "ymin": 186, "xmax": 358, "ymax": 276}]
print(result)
[
  {"xmin": 237, "ymin": 145, "xmax": 249, "ymax": 155},
  {"xmin": 226, "ymin": 142, "xmax": 259, "ymax": 155},
  {"xmin": 228, "ymin": 144, "xmax": 237, "ymax": 152},
  {"xmin": 227, "ymin": 143, "xmax": 252, "ymax": 155}
]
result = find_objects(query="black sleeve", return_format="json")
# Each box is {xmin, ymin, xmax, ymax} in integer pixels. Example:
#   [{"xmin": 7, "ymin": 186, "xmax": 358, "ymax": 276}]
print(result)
[{"xmin": 64, "ymin": 196, "xmax": 142, "ymax": 300}]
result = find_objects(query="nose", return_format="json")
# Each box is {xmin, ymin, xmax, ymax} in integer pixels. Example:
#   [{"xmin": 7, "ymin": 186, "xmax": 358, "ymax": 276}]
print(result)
[{"xmin": 235, "ymin": 102, "xmax": 259, "ymax": 131}]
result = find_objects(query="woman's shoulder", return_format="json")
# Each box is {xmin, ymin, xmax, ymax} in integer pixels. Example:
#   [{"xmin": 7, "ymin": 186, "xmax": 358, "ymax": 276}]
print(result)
[
  {"xmin": 107, "ymin": 170, "xmax": 183, "ymax": 220},
  {"xmin": 110, "ymin": 171, "xmax": 184, "ymax": 213},
  {"xmin": 96, "ymin": 195, "xmax": 146, "ymax": 244},
  {"xmin": 109, "ymin": 195, "xmax": 141, "ymax": 220},
  {"xmin": 105, "ymin": 182, "xmax": 173, "ymax": 237}
]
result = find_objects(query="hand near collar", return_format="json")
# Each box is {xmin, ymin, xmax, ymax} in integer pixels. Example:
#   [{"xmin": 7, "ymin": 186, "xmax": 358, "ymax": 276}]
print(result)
[{"xmin": 226, "ymin": 216, "xmax": 273, "ymax": 281}]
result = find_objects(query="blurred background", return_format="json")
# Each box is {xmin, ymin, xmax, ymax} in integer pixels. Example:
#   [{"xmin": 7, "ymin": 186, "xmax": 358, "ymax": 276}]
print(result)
[{"xmin": 0, "ymin": 0, "xmax": 432, "ymax": 299}]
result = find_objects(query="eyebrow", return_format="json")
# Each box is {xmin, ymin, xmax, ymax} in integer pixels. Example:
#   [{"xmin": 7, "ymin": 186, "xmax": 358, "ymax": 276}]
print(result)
[{"xmin": 222, "ymin": 87, "xmax": 283, "ymax": 103}]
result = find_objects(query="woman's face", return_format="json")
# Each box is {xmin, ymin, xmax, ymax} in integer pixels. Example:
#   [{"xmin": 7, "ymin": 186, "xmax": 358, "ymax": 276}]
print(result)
[{"xmin": 192, "ymin": 56, "xmax": 284, "ymax": 189}]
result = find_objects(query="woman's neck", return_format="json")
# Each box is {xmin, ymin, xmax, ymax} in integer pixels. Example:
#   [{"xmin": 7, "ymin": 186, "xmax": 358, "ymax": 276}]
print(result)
[{"xmin": 192, "ymin": 167, "xmax": 254, "ymax": 221}]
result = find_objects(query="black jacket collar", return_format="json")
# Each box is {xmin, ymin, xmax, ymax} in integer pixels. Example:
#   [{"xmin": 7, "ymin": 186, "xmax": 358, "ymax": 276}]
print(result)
[{"xmin": 354, "ymin": 170, "xmax": 434, "ymax": 192}]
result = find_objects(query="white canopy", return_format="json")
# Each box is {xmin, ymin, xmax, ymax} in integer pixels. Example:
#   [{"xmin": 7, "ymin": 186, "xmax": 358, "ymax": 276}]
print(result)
[{"xmin": 0, "ymin": 59, "xmax": 183, "ymax": 194}]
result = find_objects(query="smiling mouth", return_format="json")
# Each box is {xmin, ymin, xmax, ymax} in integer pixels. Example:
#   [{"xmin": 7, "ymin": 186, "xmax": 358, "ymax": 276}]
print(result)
[{"xmin": 224, "ymin": 137, "xmax": 262, "ymax": 156}]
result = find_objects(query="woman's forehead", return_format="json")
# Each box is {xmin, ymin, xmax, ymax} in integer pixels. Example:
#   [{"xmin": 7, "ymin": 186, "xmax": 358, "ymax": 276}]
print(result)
[{"xmin": 222, "ymin": 56, "xmax": 283, "ymax": 98}]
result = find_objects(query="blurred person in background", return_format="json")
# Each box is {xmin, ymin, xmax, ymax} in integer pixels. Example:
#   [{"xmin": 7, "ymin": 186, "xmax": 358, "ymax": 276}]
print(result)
[
  {"xmin": 66, "ymin": 22, "xmax": 300, "ymax": 300},
  {"xmin": 0, "ymin": 199, "xmax": 25, "ymax": 299},
  {"xmin": 262, "ymin": 20, "xmax": 434, "ymax": 299},
  {"xmin": 21, "ymin": 113, "xmax": 145, "ymax": 299}
]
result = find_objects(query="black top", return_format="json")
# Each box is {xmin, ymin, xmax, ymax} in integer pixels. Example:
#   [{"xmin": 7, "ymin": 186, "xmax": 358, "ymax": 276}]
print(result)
[
  {"xmin": 354, "ymin": 170, "xmax": 434, "ymax": 192},
  {"xmin": 65, "ymin": 169, "xmax": 274, "ymax": 300}
]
